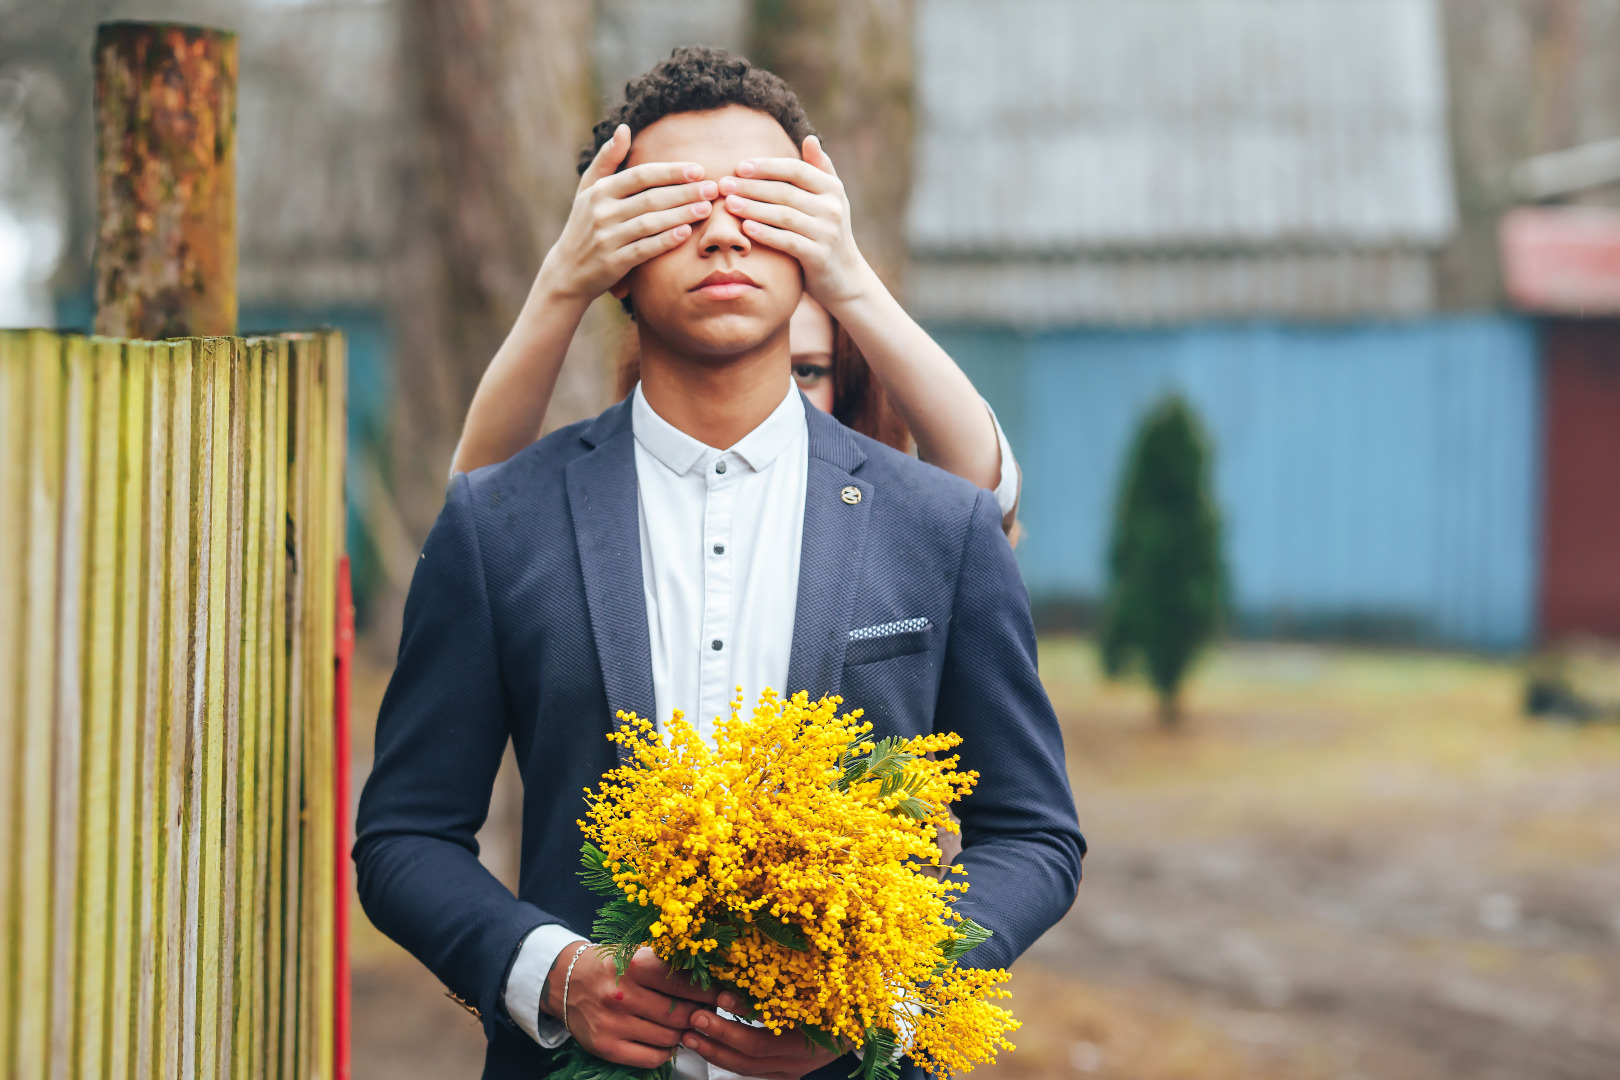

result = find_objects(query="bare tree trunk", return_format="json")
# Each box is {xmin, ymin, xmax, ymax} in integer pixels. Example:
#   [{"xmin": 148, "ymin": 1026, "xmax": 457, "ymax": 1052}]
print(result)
[
  {"xmin": 388, "ymin": 0, "xmax": 614, "ymax": 537},
  {"xmin": 393, "ymin": 0, "xmax": 609, "ymax": 887},
  {"xmin": 93, "ymin": 22, "xmax": 237, "ymax": 339},
  {"xmin": 748, "ymin": 0, "xmax": 915, "ymax": 293}
]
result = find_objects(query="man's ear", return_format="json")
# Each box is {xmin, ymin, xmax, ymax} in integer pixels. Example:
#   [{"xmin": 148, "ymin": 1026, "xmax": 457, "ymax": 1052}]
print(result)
[{"xmin": 609, "ymin": 275, "xmax": 635, "ymax": 317}]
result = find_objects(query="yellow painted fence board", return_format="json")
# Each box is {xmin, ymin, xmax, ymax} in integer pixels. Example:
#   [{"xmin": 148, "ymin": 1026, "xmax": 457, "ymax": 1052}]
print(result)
[{"xmin": 1, "ymin": 330, "xmax": 345, "ymax": 1080}]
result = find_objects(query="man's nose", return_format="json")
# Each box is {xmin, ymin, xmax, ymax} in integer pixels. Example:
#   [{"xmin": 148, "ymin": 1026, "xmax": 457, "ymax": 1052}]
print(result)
[{"xmin": 697, "ymin": 191, "xmax": 749, "ymax": 254}]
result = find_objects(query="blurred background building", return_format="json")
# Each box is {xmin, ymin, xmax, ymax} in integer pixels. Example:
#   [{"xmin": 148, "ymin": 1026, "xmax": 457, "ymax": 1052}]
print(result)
[{"xmin": 2, "ymin": 0, "xmax": 1617, "ymax": 649}]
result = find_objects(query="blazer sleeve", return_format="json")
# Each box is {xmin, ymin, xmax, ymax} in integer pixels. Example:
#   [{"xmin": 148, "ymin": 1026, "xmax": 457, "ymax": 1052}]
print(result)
[
  {"xmin": 352, "ymin": 473, "xmax": 553, "ymax": 1041},
  {"xmin": 935, "ymin": 489, "xmax": 1085, "ymax": 972}
]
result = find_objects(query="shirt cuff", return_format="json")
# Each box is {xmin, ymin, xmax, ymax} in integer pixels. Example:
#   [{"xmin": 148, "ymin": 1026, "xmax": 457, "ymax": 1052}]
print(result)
[
  {"xmin": 982, "ymin": 398, "xmax": 1021, "ymax": 518},
  {"xmin": 504, "ymin": 924, "xmax": 588, "ymax": 1048}
]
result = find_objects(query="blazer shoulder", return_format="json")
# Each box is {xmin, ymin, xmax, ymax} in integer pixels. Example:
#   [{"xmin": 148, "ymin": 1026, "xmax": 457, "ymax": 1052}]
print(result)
[
  {"xmin": 457, "ymin": 412, "xmax": 604, "ymax": 501},
  {"xmin": 848, "ymin": 430, "xmax": 985, "ymax": 524}
]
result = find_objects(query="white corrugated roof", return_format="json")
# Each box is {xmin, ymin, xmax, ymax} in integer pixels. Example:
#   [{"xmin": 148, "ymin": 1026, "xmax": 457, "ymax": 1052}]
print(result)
[{"xmin": 908, "ymin": 0, "xmax": 1457, "ymax": 255}]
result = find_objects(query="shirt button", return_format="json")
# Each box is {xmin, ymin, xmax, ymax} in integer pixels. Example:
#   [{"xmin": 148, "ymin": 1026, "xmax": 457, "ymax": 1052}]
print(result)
[
  {"xmin": 714, "ymin": 460, "xmax": 727, "ymax": 474},
  {"xmin": 711, "ymin": 639, "xmax": 723, "ymax": 651},
  {"xmin": 713, "ymin": 544, "xmax": 725, "ymax": 555}
]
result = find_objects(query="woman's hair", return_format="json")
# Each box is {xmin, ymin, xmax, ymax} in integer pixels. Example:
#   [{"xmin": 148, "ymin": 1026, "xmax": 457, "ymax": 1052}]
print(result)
[
  {"xmin": 611, "ymin": 319, "xmax": 913, "ymax": 455},
  {"xmin": 829, "ymin": 320, "xmax": 910, "ymax": 453}
]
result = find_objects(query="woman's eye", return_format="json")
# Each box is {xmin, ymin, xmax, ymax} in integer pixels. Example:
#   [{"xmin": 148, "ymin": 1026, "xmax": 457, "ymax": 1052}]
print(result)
[{"xmin": 792, "ymin": 364, "xmax": 830, "ymax": 387}]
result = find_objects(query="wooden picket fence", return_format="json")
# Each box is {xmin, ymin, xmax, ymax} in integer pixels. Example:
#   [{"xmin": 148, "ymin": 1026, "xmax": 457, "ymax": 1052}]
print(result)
[{"xmin": 0, "ymin": 330, "xmax": 347, "ymax": 1079}]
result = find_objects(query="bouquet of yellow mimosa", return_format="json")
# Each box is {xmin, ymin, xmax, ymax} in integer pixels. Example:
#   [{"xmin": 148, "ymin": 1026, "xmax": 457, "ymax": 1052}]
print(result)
[{"xmin": 556, "ymin": 689, "xmax": 1018, "ymax": 1080}]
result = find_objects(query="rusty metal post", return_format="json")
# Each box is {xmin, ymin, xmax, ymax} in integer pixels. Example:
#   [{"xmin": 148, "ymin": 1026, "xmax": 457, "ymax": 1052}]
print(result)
[{"xmin": 93, "ymin": 22, "xmax": 238, "ymax": 339}]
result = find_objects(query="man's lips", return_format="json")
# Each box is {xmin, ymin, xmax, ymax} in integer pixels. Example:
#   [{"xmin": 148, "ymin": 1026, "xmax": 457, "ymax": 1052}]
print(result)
[{"xmin": 692, "ymin": 270, "xmax": 760, "ymax": 300}]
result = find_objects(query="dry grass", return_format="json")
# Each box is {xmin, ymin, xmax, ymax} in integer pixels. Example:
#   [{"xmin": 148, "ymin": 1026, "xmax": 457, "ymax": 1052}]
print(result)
[{"xmin": 988, "ymin": 639, "xmax": 1620, "ymax": 1080}]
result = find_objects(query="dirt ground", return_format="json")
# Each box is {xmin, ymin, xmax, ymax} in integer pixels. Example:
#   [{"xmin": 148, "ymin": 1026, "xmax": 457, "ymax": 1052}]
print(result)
[{"xmin": 348, "ymin": 637, "xmax": 1620, "ymax": 1080}]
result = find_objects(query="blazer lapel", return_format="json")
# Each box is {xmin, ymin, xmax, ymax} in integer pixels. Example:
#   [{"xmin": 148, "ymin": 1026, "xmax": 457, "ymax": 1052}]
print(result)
[
  {"xmin": 566, "ymin": 400, "xmax": 654, "ymax": 764},
  {"xmin": 786, "ymin": 405, "xmax": 871, "ymax": 701}
]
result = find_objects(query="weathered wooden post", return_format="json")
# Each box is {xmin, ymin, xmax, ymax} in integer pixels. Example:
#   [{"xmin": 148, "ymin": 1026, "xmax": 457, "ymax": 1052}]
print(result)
[
  {"xmin": 1, "ymin": 19, "xmax": 345, "ymax": 1080},
  {"xmin": 93, "ymin": 22, "xmax": 238, "ymax": 338}
]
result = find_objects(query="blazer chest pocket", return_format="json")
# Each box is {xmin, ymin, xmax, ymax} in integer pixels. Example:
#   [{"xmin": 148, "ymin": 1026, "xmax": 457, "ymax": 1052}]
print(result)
[{"xmin": 845, "ymin": 617, "xmax": 933, "ymax": 666}]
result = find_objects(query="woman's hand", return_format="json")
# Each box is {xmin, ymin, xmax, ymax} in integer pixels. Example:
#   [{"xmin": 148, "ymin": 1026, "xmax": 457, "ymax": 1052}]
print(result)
[
  {"xmin": 537, "ymin": 124, "xmax": 719, "ymax": 304},
  {"xmin": 719, "ymin": 136, "xmax": 878, "ymax": 309},
  {"xmin": 543, "ymin": 945, "xmax": 717, "ymax": 1070}
]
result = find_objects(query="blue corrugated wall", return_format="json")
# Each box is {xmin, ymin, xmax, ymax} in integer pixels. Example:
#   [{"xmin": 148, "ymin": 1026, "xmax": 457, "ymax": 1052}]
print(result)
[{"xmin": 935, "ymin": 317, "xmax": 1542, "ymax": 650}]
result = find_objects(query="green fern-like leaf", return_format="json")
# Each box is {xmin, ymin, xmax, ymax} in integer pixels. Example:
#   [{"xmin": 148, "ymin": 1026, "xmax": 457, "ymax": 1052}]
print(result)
[
  {"xmin": 549, "ymin": 1039, "xmax": 673, "ymax": 1080},
  {"xmin": 802, "ymin": 1024, "xmax": 845, "ymax": 1056},
  {"xmin": 892, "ymin": 795, "xmax": 931, "ymax": 821},
  {"xmin": 863, "ymin": 739, "xmax": 911, "ymax": 783},
  {"xmin": 753, "ymin": 913, "xmax": 810, "ymax": 951},
  {"xmin": 591, "ymin": 896, "xmax": 662, "ymax": 975},
  {"xmin": 849, "ymin": 1027, "xmax": 900, "ymax": 1080},
  {"xmin": 939, "ymin": 919, "xmax": 984, "ymax": 971},
  {"xmin": 579, "ymin": 842, "xmax": 623, "ymax": 898}
]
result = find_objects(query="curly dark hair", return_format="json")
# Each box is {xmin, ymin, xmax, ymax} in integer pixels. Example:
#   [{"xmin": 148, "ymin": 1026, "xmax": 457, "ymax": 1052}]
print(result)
[{"xmin": 578, "ymin": 46, "xmax": 817, "ymax": 175}]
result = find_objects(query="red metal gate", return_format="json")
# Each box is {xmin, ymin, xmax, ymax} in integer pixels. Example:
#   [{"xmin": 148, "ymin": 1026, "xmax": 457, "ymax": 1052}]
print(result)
[{"xmin": 1540, "ymin": 319, "xmax": 1620, "ymax": 639}]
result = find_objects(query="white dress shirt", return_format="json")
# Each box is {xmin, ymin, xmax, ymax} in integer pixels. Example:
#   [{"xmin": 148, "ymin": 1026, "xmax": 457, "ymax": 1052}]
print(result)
[
  {"xmin": 502, "ymin": 385, "xmax": 1021, "ymax": 1071},
  {"xmin": 503, "ymin": 381, "xmax": 808, "ymax": 1076}
]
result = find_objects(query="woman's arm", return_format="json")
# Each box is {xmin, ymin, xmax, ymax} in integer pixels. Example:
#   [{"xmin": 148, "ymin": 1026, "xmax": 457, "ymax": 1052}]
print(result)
[
  {"xmin": 453, "ymin": 284, "xmax": 594, "ymax": 475},
  {"xmin": 830, "ymin": 279, "xmax": 1003, "ymax": 492},
  {"xmin": 722, "ymin": 139, "xmax": 1010, "ymax": 496},
  {"xmin": 452, "ymin": 125, "xmax": 718, "ymax": 474}
]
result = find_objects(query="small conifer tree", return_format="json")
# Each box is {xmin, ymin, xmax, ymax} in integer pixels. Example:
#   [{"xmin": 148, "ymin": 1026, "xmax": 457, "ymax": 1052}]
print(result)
[{"xmin": 1100, "ymin": 396, "xmax": 1223, "ymax": 726}]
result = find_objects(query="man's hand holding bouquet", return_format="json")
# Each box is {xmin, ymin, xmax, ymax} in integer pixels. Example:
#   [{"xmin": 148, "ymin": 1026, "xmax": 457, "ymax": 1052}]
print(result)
[{"xmin": 548, "ymin": 690, "xmax": 1019, "ymax": 1080}]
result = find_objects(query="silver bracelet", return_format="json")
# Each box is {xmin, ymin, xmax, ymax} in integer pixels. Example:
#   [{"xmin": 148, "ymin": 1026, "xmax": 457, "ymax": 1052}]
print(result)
[{"xmin": 561, "ymin": 942, "xmax": 592, "ymax": 1037}]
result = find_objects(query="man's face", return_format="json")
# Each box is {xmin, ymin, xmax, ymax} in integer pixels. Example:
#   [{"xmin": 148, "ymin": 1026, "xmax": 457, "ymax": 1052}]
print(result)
[{"xmin": 613, "ymin": 105, "xmax": 804, "ymax": 359}]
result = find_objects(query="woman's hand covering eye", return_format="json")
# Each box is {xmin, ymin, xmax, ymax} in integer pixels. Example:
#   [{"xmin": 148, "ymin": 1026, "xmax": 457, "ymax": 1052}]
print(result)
[
  {"xmin": 538, "ymin": 124, "xmax": 719, "ymax": 303},
  {"xmin": 719, "ymin": 136, "xmax": 878, "ymax": 309}
]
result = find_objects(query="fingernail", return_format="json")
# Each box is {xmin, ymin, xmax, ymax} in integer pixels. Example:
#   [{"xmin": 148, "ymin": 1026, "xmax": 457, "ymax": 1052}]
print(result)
[
  {"xmin": 737, "ymin": 161, "xmax": 755, "ymax": 177},
  {"xmin": 699, "ymin": 181, "xmax": 718, "ymax": 199},
  {"xmin": 683, "ymin": 1035, "xmax": 698, "ymax": 1049},
  {"xmin": 726, "ymin": 195, "xmax": 745, "ymax": 212},
  {"xmin": 674, "ymin": 224, "xmax": 691, "ymax": 239},
  {"xmin": 694, "ymin": 1013, "xmax": 710, "ymax": 1030},
  {"xmin": 684, "ymin": 164, "xmax": 703, "ymax": 181},
  {"xmin": 718, "ymin": 177, "xmax": 738, "ymax": 195}
]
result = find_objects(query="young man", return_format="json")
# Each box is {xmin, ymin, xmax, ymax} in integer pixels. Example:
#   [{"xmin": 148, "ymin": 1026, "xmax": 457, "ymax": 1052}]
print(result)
[{"xmin": 354, "ymin": 48, "xmax": 1084, "ymax": 1080}]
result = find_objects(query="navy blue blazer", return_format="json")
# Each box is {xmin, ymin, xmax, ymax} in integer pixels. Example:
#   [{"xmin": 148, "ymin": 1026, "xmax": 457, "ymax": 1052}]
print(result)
[{"xmin": 354, "ymin": 396, "xmax": 1085, "ymax": 1079}]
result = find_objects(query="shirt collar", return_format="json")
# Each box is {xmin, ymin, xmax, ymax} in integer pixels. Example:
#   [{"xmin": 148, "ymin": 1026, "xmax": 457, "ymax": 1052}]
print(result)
[{"xmin": 631, "ymin": 380, "xmax": 805, "ymax": 476}]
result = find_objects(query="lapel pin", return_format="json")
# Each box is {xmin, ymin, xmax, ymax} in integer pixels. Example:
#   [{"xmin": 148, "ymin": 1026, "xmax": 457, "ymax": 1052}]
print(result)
[{"xmin": 841, "ymin": 485, "xmax": 862, "ymax": 505}]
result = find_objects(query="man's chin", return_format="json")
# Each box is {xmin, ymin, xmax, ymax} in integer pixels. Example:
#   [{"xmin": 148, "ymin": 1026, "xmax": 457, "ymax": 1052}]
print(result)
[{"xmin": 651, "ymin": 314, "xmax": 788, "ymax": 360}]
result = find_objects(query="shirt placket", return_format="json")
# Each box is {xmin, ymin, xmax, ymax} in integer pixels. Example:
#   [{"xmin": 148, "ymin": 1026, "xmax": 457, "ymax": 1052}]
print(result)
[{"xmin": 696, "ymin": 450, "xmax": 736, "ymax": 741}]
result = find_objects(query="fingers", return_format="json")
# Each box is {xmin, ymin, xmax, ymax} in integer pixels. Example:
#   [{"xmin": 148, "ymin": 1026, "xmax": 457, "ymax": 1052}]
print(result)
[
  {"xmin": 717, "ymin": 177, "xmax": 821, "ymax": 217},
  {"xmin": 596, "ymin": 1037, "xmax": 680, "ymax": 1071},
  {"xmin": 722, "ymin": 194, "xmax": 820, "ymax": 238},
  {"xmin": 736, "ymin": 218, "xmax": 814, "ymax": 261},
  {"xmin": 626, "ymin": 949, "xmax": 723, "ymax": 1005},
  {"xmin": 598, "ymin": 160, "xmax": 706, "ymax": 200},
  {"xmin": 679, "ymin": 1033, "xmax": 777, "ymax": 1078},
  {"xmin": 735, "ymin": 156, "xmax": 837, "ymax": 194},
  {"xmin": 688, "ymin": 1010, "xmax": 784, "ymax": 1058},
  {"xmin": 617, "ymin": 180, "xmax": 719, "ymax": 220},
  {"xmin": 578, "ymin": 124, "xmax": 631, "ymax": 191},
  {"xmin": 612, "ymin": 975, "xmax": 707, "ymax": 1029},
  {"xmin": 612, "ymin": 201, "xmax": 711, "ymax": 246},
  {"xmin": 614, "ymin": 225, "xmax": 693, "ymax": 268},
  {"xmin": 613, "ymin": 1014, "xmax": 687, "ymax": 1049},
  {"xmin": 803, "ymin": 135, "xmax": 838, "ymax": 177}
]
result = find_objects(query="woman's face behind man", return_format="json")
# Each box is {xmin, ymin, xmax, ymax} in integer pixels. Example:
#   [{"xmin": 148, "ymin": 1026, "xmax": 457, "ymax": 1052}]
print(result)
[{"xmin": 613, "ymin": 105, "xmax": 805, "ymax": 362}]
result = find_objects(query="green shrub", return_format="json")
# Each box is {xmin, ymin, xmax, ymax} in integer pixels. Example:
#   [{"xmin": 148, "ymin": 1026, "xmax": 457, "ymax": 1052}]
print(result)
[{"xmin": 1100, "ymin": 396, "xmax": 1223, "ymax": 725}]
